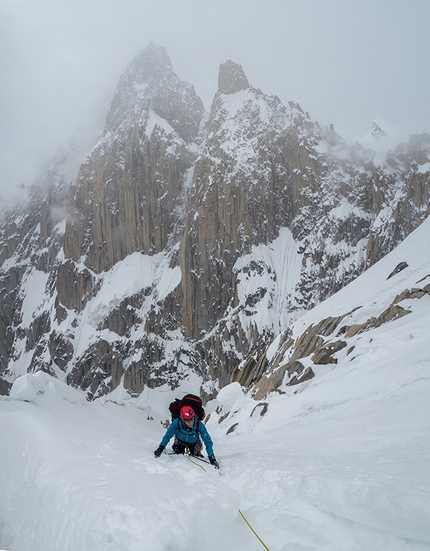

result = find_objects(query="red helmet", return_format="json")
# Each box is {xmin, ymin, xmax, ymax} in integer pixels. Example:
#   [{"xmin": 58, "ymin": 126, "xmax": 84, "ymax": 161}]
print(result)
[{"xmin": 180, "ymin": 405, "xmax": 195, "ymax": 420}]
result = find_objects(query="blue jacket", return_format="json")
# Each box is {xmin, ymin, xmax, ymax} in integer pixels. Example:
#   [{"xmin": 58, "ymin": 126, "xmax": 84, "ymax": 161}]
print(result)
[{"xmin": 159, "ymin": 417, "xmax": 214, "ymax": 457}]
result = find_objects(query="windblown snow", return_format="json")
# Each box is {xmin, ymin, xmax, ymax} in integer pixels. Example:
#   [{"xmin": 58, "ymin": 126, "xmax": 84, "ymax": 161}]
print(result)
[{"xmin": 1, "ymin": 219, "xmax": 430, "ymax": 551}]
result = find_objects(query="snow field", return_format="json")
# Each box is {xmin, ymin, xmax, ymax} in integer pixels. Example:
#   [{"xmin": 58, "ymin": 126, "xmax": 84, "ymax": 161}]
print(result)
[
  {"xmin": 0, "ymin": 379, "xmax": 241, "ymax": 551},
  {"xmin": 1, "ymin": 324, "xmax": 430, "ymax": 551}
]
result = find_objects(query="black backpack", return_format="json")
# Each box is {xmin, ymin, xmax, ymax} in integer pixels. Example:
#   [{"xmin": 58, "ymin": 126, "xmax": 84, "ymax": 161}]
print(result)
[{"xmin": 169, "ymin": 393, "xmax": 206, "ymax": 421}]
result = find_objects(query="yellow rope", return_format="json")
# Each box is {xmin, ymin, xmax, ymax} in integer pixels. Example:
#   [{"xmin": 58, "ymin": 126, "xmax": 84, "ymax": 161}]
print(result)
[
  {"xmin": 184, "ymin": 448, "xmax": 207, "ymax": 472},
  {"xmin": 184, "ymin": 449, "xmax": 270, "ymax": 549},
  {"xmin": 238, "ymin": 509, "xmax": 271, "ymax": 551},
  {"xmin": 186, "ymin": 455, "xmax": 207, "ymax": 472}
]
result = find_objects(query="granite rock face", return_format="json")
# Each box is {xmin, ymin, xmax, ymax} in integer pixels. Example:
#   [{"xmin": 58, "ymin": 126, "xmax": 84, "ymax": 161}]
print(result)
[
  {"xmin": 233, "ymin": 281, "xmax": 430, "ymax": 400},
  {"xmin": 218, "ymin": 60, "xmax": 249, "ymax": 94},
  {"xmin": 64, "ymin": 43, "xmax": 204, "ymax": 273},
  {"xmin": 1, "ymin": 44, "xmax": 429, "ymax": 398}
]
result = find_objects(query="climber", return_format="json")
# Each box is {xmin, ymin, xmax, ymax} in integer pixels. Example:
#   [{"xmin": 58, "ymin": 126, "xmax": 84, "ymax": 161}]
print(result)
[{"xmin": 154, "ymin": 405, "xmax": 219, "ymax": 468}]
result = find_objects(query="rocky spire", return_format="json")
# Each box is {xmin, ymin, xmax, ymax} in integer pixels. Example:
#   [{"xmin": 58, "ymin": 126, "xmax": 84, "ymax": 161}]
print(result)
[
  {"xmin": 63, "ymin": 43, "xmax": 204, "ymax": 273},
  {"xmin": 119, "ymin": 42, "xmax": 173, "ymax": 90},
  {"xmin": 218, "ymin": 60, "xmax": 249, "ymax": 94},
  {"xmin": 105, "ymin": 42, "xmax": 204, "ymax": 142}
]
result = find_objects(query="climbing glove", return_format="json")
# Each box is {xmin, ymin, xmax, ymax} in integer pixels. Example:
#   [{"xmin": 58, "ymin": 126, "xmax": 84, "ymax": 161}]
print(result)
[
  {"xmin": 209, "ymin": 456, "xmax": 219, "ymax": 469},
  {"xmin": 154, "ymin": 445, "xmax": 165, "ymax": 457}
]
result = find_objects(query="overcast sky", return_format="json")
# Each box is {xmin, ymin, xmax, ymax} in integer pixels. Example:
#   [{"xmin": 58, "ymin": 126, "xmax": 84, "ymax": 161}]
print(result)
[{"xmin": 1, "ymin": 0, "xmax": 429, "ymax": 206}]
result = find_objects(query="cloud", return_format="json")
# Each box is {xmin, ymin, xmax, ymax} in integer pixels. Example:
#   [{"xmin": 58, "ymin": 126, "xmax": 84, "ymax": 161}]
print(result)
[{"xmin": 1, "ymin": 0, "xmax": 430, "ymax": 207}]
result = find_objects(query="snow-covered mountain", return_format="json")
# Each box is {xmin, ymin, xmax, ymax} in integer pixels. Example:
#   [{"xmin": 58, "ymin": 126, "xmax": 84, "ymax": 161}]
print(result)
[
  {"xmin": 1, "ymin": 43, "xmax": 429, "ymax": 399},
  {"xmin": 0, "ymin": 215, "xmax": 429, "ymax": 551},
  {"xmin": 359, "ymin": 116, "xmax": 405, "ymax": 154}
]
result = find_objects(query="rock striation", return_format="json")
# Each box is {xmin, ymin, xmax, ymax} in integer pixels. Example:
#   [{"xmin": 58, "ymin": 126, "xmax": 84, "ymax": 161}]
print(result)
[
  {"xmin": 64, "ymin": 43, "xmax": 204, "ymax": 274},
  {"xmin": 1, "ymin": 44, "xmax": 430, "ymax": 399}
]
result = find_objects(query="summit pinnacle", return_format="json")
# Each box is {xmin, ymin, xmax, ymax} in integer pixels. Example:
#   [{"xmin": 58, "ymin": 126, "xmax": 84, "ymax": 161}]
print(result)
[{"xmin": 218, "ymin": 60, "xmax": 249, "ymax": 94}]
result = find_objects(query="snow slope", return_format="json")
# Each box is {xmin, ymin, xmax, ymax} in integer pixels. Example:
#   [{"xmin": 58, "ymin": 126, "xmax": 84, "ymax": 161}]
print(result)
[{"xmin": 1, "ymin": 219, "xmax": 430, "ymax": 551}]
